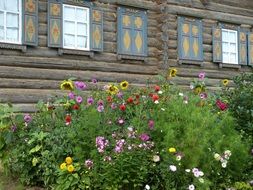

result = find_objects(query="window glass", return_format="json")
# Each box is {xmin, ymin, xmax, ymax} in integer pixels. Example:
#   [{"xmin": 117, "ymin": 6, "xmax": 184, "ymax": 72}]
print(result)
[
  {"xmin": 222, "ymin": 29, "xmax": 238, "ymax": 64},
  {"xmin": 64, "ymin": 7, "xmax": 75, "ymax": 21},
  {"xmin": 6, "ymin": 13, "xmax": 19, "ymax": 28},
  {"xmin": 6, "ymin": 0, "xmax": 19, "ymax": 12}
]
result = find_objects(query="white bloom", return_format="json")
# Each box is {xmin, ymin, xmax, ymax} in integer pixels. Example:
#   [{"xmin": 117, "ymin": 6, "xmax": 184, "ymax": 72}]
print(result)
[
  {"xmin": 199, "ymin": 171, "xmax": 204, "ymax": 177},
  {"xmin": 176, "ymin": 155, "xmax": 182, "ymax": 161},
  {"xmin": 224, "ymin": 150, "xmax": 231, "ymax": 157},
  {"xmin": 190, "ymin": 85, "xmax": 194, "ymax": 89},
  {"xmin": 214, "ymin": 153, "xmax": 221, "ymax": 161},
  {"xmin": 154, "ymin": 100, "xmax": 159, "ymax": 104},
  {"xmin": 145, "ymin": 184, "xmax": 150, "ymax": 190},
  {"xmin": 221, "ymin": 162, "xmax": 227, "ymax": 168},
  {"xmin": 153, "ymin": 155, "xmax": 160, "ymax": 162},
  {"xmin": 192, "ymin": 168, "xmax": 199, "ymax": 173},
  {"xmin": 158, "ymin": 90, "xmax": 163, "ymax": 94},
  {"xmin": 183, "ymin": 100, "xmax": 188, "ymax": 104},
  {"xmin": 188, "ymin": 184, "xmax": 195, "ymax": 190},
  {"xmin": 199, "ymin": 178, "xmax": 204, "ymax": 183},
  {"xmin": 169, "ymin": 165, "xmax": 177, "ymax": 172},
  {"xmin": 194, "ymin": 171, "xmax": 200, "ymax": 178},
  {"xmin": 179, "ymin": 92, "xmax": 184, "ymax": 96},
  {"xmin": 185, "ymin": 169, "xmax": 191, "ymax": 173}
]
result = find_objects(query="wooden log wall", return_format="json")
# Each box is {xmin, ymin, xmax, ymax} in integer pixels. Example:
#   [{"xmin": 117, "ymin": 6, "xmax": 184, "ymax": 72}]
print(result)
[{"xmin": 0, "ymin": 0, "xmax": 161, "ymax": 112}]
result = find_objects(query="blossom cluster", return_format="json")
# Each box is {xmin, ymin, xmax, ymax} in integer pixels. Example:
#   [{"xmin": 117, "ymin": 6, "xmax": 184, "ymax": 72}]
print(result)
[
  {"xmin": 96, "ymin": 136, "xmax": 109, "ymax": 153},
  {"xmin": 214, "ymin": 150, "xmax": 232, "ymax": 168}
]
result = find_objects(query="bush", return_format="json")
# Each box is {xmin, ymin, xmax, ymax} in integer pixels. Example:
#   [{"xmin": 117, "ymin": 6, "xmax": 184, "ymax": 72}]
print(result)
[{"xmin": 0, "ymin": 74, "xmax": 251, "ymax": 190}]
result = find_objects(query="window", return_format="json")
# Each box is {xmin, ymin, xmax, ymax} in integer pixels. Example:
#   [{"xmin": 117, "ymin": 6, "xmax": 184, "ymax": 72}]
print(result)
[
  {"xmin": 0, "ymin": 0, "xmax": 22, "ymax": 44},
  {"xmin": 117, "ymin": 7, "xmax": 147, "ymax": 57},
  {"xmin": 63, "ymin": 4, "xmax": 90, "ymax": 50},
  {"xmin": 222, "ymin": 29, "xmax": 238, "ymax": 64},
  {"xmin": 178, "ymin": 17, "xmax": 203, "ymax": 61}
]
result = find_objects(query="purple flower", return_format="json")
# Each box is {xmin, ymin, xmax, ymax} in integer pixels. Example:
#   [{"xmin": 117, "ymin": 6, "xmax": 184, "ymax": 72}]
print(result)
[
  {"xmin": 91, "ymin": 78, "xmax": 97, "ymax": 84},
  {"xmin": 97, "ymin": 105, "xmax": 104, "ymax": 112},
  {"xmin": 76, "ymin": 96, "xmax": 83, "ymax": 104},
  {"xmin": 96, "ymin": 136, "xmax": 109, "ymax": 153},
  {"xmin": 139, "ymin": 133, "xmax": 150, "ymax": 142},
  {"xmin": 148, "ymin": 120, "xmax": 155, "ymax": 130},
  {"xmin": 24, "ymin": 114, "xmax": 32, "ymax": 123},
  {"xmin": 110, "ymin": 103, "xmax": 117, "ymax": 110},
  {"xmin": 85, "ymin": 159, "xmax": 93, "ymax": 169},
  {"xmin": 87, "ymin": 97, "xmax": 94, "ymax": 105},
  {"xmin": 199, "ymin": 93, "xmax": 208, "ymax": 99},
  {"xmin": 97, "ymin": 100, "xmax": 104, "ymax": 106},
  {"xmin": 114, "ymin": 139, "xmax": 125, "ymax": 153},
  {"xmin": 68, "ymin": 92, "xmax": 75, "ymax": 99},
  {"xmin": 117, "ymin": 91, "xmax": 123, "ymax": 99},
  {"xmin": 74, "ymin": 81, "xmax": 87, "ymax": 90},
  {"xmin": 198, "ymin": 72, "xmax": 206, "ymax": 80},
  {"xmin": 11, "ymin": 125, "xmax": 17, "ymax": 132}
]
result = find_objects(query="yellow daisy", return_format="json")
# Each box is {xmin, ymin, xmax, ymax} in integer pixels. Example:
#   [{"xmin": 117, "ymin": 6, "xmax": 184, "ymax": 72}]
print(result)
[
  {"xmin": 60, "ymin": 163, "xmax": 67, "ymax": 170},
  {"xmin": 222, "ymin": 79, "xmax": 229, "ymax": 86},
  {"xmin": 120, "ymin": 81, "xmax": 129, "ymax": 90},
  {"xmin": 67, "ymin": 164, "xmax": 75, "ymax": 173},
  {"xmin": 107, "ymin": 84, "xmax": 119, "ymax": 95},
  {"xmin": 65, "ymin": 157, "xmax": 73, "ymax": 165},
  {"xmin": 169, "ymin": 68, "xmax": 177, "ymax": 77},
  {"xmin": 168, "ymin": 147, "xmax": 176, "ymax": 153},
  {"xmin": 60, "ymin": 80, "xmax": 74, "ymax": 91}
]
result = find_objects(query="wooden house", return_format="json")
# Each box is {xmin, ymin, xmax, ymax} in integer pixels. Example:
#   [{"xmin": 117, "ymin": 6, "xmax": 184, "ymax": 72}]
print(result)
[{"xmin": 0, "ymin": 0, "xmax": 252, "ymax": 112}]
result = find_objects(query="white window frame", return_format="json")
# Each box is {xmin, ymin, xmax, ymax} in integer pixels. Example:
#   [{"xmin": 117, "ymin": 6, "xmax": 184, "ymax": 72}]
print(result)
[
  {"xmin": 63, "ymin": 4, "xmax": 90, "ymax": 51},
  {"xmin": 0, "ymin": 0, "xmax": 22, "ymax": 44},
  {"xmin": 222, "ymin": 29, "xmax": 238, "ymax": 64}
]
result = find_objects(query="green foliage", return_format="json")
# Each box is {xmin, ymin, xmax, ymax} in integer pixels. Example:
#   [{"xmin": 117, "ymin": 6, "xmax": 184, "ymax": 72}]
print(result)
[{"xmin": 233, "ymin": 182, "xmax": 253, "ymax": 190}]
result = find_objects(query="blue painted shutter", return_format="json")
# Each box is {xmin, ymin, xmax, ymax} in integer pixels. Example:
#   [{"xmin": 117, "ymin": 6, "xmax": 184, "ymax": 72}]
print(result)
[
  {"xmin": 178, "ymin": 17, "xmax": 191, "ymax": 60},
  {"xmin": 90, "ymin": 7, "xmax": 103, "ymax": 51},
  {"xmin": 190, "ymin": 20, "xmax": 203, "ymax": 61},
  {"xmin": 238, "ymin": 30, "xmax": 247, "ymax": 65},
  {"xmin": 212, "ymin": 26, "xmax": 222, "ymax": 62},
  {"xmin": 48, "ymin": 0, "xmax": 62, "ymax": 48},
  {"xmin": 22, "ymin": 0, "xmax": 38, "ymax": 46},
  {"xmin": 132, "ymin": 11, "xmax": 147, "ymax": 56},
  {"xmin": 248, "ymin": 32, "xmax": 253, "ymax": 66}
]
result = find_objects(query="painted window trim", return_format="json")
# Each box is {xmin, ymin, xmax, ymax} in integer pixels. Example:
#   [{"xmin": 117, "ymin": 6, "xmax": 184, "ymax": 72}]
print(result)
[
  {"xmin": 62, "ymin": 4, "xmax": 90, "ymax": 51},
  {"xmin": 221, "ymin": 28, "xmax": 238, "ymax": 65},
  {"xmin": 0, "ymin": 0, "xmax": 22, "ymax": 45},
  {"xmin": 117, "ymin": 6, "xmax": 148, "ymax": 59}
]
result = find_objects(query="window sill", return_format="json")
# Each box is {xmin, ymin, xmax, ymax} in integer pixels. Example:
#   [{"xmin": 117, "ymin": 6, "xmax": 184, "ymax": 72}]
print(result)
[
  {"xmin": 0, "ymin": 43, "xmax": 27, "ymax": 52},
  {"xmin": 178, "ymin": 59, "xmax": 204, "ymax": 67},
  {"xmin": 58, "ymin": 48, "xmax": 94, "ymax": 58},
  {"xmin": 117, "ymin": 54, "xmax": 147, "ymax": 62},
  {"xmin": 219, "ymin": 63, "xmax": 241, "ymax": 69}
]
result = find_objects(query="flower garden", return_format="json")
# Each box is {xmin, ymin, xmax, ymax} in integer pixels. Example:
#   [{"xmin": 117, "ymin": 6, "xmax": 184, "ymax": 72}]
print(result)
[{"xmin": 0, "ymin": 70, "xmax": 252, "ymax": 190}]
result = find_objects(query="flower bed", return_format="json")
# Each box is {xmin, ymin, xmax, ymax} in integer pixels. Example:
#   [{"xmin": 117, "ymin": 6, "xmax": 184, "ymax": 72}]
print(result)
[{"xmin": 0, "ymin": 70, "xmax": 252, "ymax": 190}]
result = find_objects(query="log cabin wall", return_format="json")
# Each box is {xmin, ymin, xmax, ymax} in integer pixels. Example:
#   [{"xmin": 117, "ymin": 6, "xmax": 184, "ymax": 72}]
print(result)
[{"xmin": 0, "ymin": 0, "xmax": 162, "ymax": 112}]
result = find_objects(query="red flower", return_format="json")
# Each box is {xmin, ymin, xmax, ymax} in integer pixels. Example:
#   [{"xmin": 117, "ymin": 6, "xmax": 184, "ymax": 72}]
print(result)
[
  {"xmin": 216, "ymin": 100, "xmax": 228, "ymax": 111},
  {"xmin": 107, "ymin": 96, "xmax": 113, "ymax": 103},
  {"xmin": 119, "ymin": 104, "xmax": 126, "ymax": 111},
  {"xmin": 135, "ymin": 94, "xmax": 140, "ymax": 99},
  {"xmin": 65, "ymin": 115, "xmax": 71, "ymax": 124},
  {"xmin": 72, "ymin": 104, "xmax": 79, "ymax": 110},
  {"xmin": 149, "ymin": 93, "xmax": 153, "ymax": 97},
  {"xmin": 127, "ymin": 97, "xmax": 134, "ymax": 104},
  {"xmin": 154, "ymin": 85, "xmax": 160, "ymax": 92},
  {"xmin": 152, "ymin": 94, "xmax": 159, "ymax": 102}
]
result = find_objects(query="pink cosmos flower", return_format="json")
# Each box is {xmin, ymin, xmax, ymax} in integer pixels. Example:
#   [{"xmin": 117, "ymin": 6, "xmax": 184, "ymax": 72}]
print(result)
[
  {"xmin": 139, "ymin": 133, "xmax": 150, "ymax": 141},
  {"xmin": 74, "ymin": 81, "xmax": 87, "ymax": 90},
  {"xmin": 97, "ymin": 105, "xmax": 104, "ymax": 112},
  {"xmin": 85, "ymin": 159, "xmax": 93, "ymax": 169},
  {"xmin": 76, "ymin": 96, "xmax": 83, "ymax": 104},
  {"xmin": 68, "ymin": 92, "xmax": 75, "ymax": 99},
  {"xmin": 198, "ymin": 72, "xmax": 206, "ymax": 80},
  {"xmin": 24, "ymin": 114, "xmax": 32, "ymax": 123},
  {"xmin": 148, "ymin": 120, "xmax": 155, "ymax": 130},
  {"xmin": 87, "ymin": 97, "xmax": 94, "ymax": 105}
]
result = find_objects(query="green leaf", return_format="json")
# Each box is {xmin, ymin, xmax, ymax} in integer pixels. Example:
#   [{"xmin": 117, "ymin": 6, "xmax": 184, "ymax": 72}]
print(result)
[{"xmin": 29, "ymin": 145, "xmax": 42, "ymax": 154}]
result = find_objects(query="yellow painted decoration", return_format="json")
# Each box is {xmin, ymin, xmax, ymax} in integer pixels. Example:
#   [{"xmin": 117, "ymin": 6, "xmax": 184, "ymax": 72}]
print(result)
[
  {"xmin": 51, "ymin": 21, "xmax": 60, "ymax": 43},
  {"xmin": 135, "ymin": 32, "xmax": 142, "ymax": 52},
  {"xmin": 240, "ymin": 45, "xmax": 246, "ymax": 62},
  {"xmin": 215, "ymin": 42, "xmax": 221, "ymax": 59},
  {"xmin": 25, "ymin": 0, "xmax": 35, "ymax": 13},
  {"xmin": 123, "ymin": 15, "xmax": 131, "ymax": 27},
  {"xmin": 93, "ymin": 26, "xmax": 101, "ymax": 47},
  {"xmin": 240, "ymin": 32, "xmax": 246, "ymax": 42},
  {"xmin": 123, "ymin": 30, "xmax": 131, "ymax": 50},
  {"xmin": 193, "ymin": 38, "xmax": 199, "ymax": 57},
  {"xmin": 182, "ymin": 24, "xmax": 189, "ymax": 34},
  {"xmin": 183, "ymin": 37, "xmax": 189, "ymax": 56},
  {"xmin": 51, "ymin": 4, "xmax": 61, "ymax": 16},
  {"xmin": 26, "ymin": 17, "xmax": 35, "ymax": 41},
  {"xmin": 135, "ymin": 17, "xmax": 143, "ymax": 28},
  {"xmin": 214, "ymin": 29, "xmax": 221, "ymax": 39},
  {"xmin": 192, "ymin": 25, "xmax": 198, "ymax": 36},
  {"xmin": 93, "ymin": 10, "xmax": 101, "ymax": 22}
]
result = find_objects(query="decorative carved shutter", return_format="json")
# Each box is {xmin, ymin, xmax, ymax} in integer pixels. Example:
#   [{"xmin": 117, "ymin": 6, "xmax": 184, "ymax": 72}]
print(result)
[
  {"xmin": 212, "ymin": 26, "xmax": 222, "ymax": 63},
  {"xmin": 90, "ymin": 7, "xmax": 103, "ymax": 52},
  {"xmin": 22, "ymin": 0, "xmax": 38, "ymax": 46},
  {"xmin": 238, "ymin": 30, "xmax": 248, "ymax": 65},
  {"xmin": 248, "ymin": 32, "xmax": 253, "ymax": 66},
  {"xmin": 117, "ymin": 7, "xmax": 132, "ymax": 55},
  {"xmin": 190, "ymin": 20, "xmax": 203, "ymax": 61},
  {"xmin": 48, "ymin": 0, "xmax": 62, "ymax": 48},
  {"xmin": 178, "ymin": 17, "xmax": 191, "ymax": 60}
]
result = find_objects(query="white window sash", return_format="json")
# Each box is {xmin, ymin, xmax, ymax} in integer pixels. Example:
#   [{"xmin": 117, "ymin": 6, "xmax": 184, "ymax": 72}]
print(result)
[
  {"xmin": 63, "ymin": 4, "xmax": 90, "ymax": 51},
  {"xmin": 0, "ymin": 0, "xmax": 22, "ymax": 44},
  {"xmin": 222, "ymin": 29, "xmax": 238, "ymax": 64}
]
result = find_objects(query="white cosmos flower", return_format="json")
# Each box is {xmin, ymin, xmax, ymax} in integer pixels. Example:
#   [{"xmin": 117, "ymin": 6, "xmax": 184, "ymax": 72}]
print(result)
[
  {"xmin": 153, "ymin": 155, "xmax": 160, "ymax": 162},
  {"xmin": 145, "ymin": 184, "xmax": 150, "ymax": 190},
  {"xmin": 214, "ymin": 153, "xmax": 221, "ymax": 161},
  {"xmin": 169, "ymin": 165, "xmax": 177, "ymax": 172},
  {"xmin": 188, "ymin": 184, "xmax": 195, "ymax": 190},
  {"xmin": 222, "ymin": 162, "xmax": 227, "ymax": 168},
  {"xmin": 158, "ymin": 90, "xmax": 163, "ymax": 94},
  {"xmin": 185, "ymin": 169, "xmax": 191, "ymax": 173},
  {"xmin": 154, "ymin": 100, "xmax": 159, "ymax": 104}
]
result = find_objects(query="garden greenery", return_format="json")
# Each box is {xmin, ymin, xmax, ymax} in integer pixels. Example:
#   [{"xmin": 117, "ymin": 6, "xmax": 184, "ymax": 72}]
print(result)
[{"xmin": 0, "ymin": 71, "xmax": 252, "ymax": 190}]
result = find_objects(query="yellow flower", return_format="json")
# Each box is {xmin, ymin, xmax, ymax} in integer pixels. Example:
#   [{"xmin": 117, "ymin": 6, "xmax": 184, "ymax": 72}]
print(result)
[
  {"xmin": 60, "ymin": 80, "xmax": 74, "ymax": 91},
  {"xmin": 222, "ymin": 79, "xmax": 229, "ymax": 86},
  {"xmin": 194, "ymin": 86, "xmax": 202, "ymax": 95},
  {"xmin": 67, "ymin": 164, "xmax": 75, "ymax": 173},
  {"xmin": 65, "ymin": 157, "xmax": 73, "ymax": 165},
  {"xmin": 120, "ymin": 81, "xmax": 129, "ymax": 90},
  {"xmin": 168, "ymin": 147, "xmax": 176, "ymax": 153},
  {"xmin": 60, "ymin": 163, "xmax": 67, "ymax": 170},
  {"xmin": 169, "ymin": 68, "xmax": 177, "ymax": 77},
  {"xmin": 107, "ymin": 84, "xmax": 119, "ymax": 95}
]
